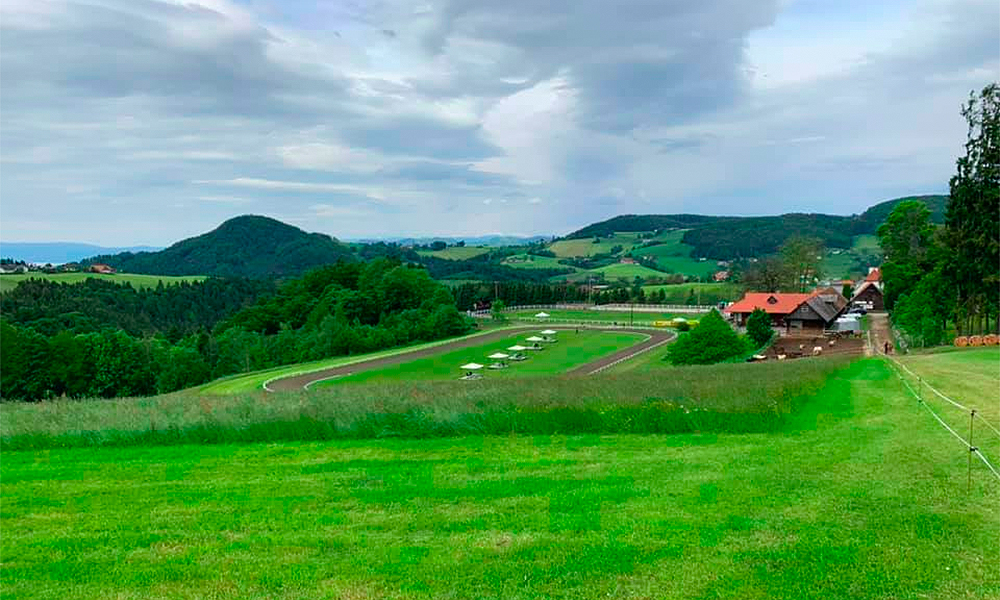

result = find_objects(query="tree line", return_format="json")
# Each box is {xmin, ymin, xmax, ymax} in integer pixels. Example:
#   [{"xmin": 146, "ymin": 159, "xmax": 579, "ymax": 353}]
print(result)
[
  {"xmin": 881, "ymin": 84, "xmax": 999, "ymax": 346},
  {"xmin": 1, "ymin": 259, "xmax": 472, "ymax": 400}
]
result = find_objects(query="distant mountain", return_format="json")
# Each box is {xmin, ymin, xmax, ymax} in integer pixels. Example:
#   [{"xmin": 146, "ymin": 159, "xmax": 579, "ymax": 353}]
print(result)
[
  {"xmin": 84, "ymin": 215, "xmax": 355, "ymax": 277},
  {"xmin": 0, "ymin": 242, "xmax": 162, "ymax": 265},
  {"xmin": 349, "ymin": 234, "xmax": 549, "ymax": 247},
  {"xmin": 566, "ymin": 195, "xmax": 948, "ymax": 259}
]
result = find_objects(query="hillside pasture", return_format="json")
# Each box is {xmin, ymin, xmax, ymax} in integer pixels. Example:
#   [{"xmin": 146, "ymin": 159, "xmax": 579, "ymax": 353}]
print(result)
[
  {"xmin": 548, "ymin": 233, "xmax": 644, "ymax": 258},
  {"xmin": 0, "ymin": 272, "xmax": 206, "ymax": 293},
  {"xmin": 416, "ymin": 246, "xmax": 491, "ymax": 260},
  {"xmin": 501, "ymin": 254, "xmax": 578, "ymax": 270},
  {"xmin": 314, "ymin": 330, "xmax": 644, "ymax": 387},
  {"xmin": 628, "ymin": 230, "xmax": 718, "ymax": 278},
  {"xmin": 3, "ymin": 357, "xmax": 997, "ymax": 599},
  {"xmin": 555, "ymin": 262, "xmax": 666, "ymax": 283}
]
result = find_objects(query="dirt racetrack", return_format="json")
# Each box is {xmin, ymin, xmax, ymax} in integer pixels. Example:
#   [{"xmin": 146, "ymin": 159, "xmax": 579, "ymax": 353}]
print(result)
[{"xmin": 266, "ymin": 326, "xmax": 674, "ymax": 391}]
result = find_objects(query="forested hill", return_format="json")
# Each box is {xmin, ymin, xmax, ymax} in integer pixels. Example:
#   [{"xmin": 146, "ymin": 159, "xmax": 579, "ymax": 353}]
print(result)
[
  {"xmin": 565, "ymin": 194, "xmax": 948, "ymax": 259},
  {"xmin": 84, "ymin": 215, "xmax": 355, "ymax": 277}
]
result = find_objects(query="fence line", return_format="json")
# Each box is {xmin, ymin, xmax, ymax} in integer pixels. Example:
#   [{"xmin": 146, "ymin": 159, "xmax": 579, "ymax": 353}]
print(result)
[
  {"xmin": 887, "ymin": 359, "xmax": 1000, "ymax": 483},
  {"xmin": 889, "ymin": 356, "xmax": 1000, "ymax": 440}
]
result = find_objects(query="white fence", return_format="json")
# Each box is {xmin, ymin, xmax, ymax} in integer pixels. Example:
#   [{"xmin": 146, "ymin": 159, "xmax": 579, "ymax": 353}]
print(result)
[{"xmin": 469, "ymin": 302, "xmax": 715, "ymax": 318}]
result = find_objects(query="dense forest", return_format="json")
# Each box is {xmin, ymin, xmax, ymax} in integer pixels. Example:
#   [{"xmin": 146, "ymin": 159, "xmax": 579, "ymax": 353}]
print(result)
[
  {"xmin": 565, "ymin": 195, "xmax": 947, "ymax": 259},
  {"xmin": 1, "ymin": 259, "xmax": 472, "ymax": 400}
]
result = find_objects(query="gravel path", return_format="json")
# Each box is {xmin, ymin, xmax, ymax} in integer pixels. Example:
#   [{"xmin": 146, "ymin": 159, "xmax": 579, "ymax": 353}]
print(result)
[{"xmin": 266, "ymin": 326, "xmax": 674, "ymax": 392}]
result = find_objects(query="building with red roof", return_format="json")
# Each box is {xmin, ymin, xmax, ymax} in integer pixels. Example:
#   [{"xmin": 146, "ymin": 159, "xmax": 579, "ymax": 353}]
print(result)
[
  {"xmin": 850, "ymin": 267, "xmax": 884, "ymax": 310},
  {"xmin": 725, "ymin": 289, "xmax": 848, "ymax": 333}
]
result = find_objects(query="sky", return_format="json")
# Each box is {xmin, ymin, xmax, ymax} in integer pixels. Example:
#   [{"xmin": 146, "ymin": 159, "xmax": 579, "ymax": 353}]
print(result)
[{"xmin": 1, "ymin": 0, "xmax": 997, "ymax": 246}]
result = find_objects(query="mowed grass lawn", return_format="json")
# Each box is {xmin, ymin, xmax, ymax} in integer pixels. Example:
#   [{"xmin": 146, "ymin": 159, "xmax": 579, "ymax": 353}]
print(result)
[
  {"xmin": 3, "ymin": 358, "xmax": 998, "ymax": 599},
  {"xmin": 895, "ymin": 347, "xmax": 1000, "ymax": 467},
  {"xmin": 510, "ymin": 308, "xmax": 700, "ymax": 325},
  {"xmin": 317, "ymin": 330, "xmax": 644, "ymax": 386},
  {"xmin": 0, "ymin": 272, "xmax": 205, "ymax": 293}
]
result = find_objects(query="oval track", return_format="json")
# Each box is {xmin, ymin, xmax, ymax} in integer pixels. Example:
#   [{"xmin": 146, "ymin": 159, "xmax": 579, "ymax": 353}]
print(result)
[{"xmin": 266, "ymin": 326, "xmax": 674, "ymax": 392}]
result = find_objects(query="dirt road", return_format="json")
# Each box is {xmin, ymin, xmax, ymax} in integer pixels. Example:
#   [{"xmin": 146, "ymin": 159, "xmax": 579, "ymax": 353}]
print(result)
[
  {"xmin": 867, "ymin": 311, "xmax": 895, "ymax": 357},
  {"xmin": 266, "ymin": 326, "xmax": 673, "ymax": 392}
]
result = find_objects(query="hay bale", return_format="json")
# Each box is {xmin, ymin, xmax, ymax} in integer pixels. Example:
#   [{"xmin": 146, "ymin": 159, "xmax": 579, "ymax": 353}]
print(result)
[
  {"xmin": 983, "ymin": 334, "xmax": 999, "ymax": 346},
  {"xmin": 955, "ymin": 336, "xmax": 969, "ymax": 347},
  {"xmin": 969, "ymin": 335, "xmax": 984, "ymax": 347}
]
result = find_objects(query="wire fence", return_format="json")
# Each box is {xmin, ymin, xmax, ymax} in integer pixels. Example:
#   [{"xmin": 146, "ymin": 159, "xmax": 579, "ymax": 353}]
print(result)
[{"xmin": 885, "ymin": 357, "xmax": 1000, "ymax": 486}]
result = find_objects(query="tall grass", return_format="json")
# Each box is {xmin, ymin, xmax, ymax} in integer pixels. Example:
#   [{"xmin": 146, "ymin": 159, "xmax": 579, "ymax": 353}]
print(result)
[{"xmin": 1, "ymin": 356, "xmax": 854, "ymax": 450}]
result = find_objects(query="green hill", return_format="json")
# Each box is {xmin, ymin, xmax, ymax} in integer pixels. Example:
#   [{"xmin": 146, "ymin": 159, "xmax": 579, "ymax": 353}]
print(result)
[
  {"xmin": 84, "ymin": 215, "xmax": 355, "ymax": 277},
  {"xmin": 565, "ymin": 195, "xmax": 948, "ymax": 260}
]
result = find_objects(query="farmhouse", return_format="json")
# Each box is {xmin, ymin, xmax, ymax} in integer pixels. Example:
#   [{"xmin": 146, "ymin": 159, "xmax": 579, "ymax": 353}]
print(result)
[
  {"xmin": 713, "ymin": 270, "xmax": 730, "ymax": 282},
  {"xmin": 850, "ymin": 267, "xmax": 884, "ymax": 310},
  {"xmin": 619, "ymin": 257, "xmax": 638, "ymax": 265},
  {"xmin": 726, "ymin": 288, "xmax": 848, "ymax": 333},
  {"xmin": 89, "ymin": 264, "xmax": 117, "ymax": 275}
]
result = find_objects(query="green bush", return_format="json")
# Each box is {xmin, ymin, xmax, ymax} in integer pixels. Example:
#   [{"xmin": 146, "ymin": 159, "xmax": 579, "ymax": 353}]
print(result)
[
  {"xmin": 666, "ymin": 309, "xmax": 748, "ymax": 365},
  {"xmin": 746, "ymin": 308, "xmax": 773, "ymax": 348}
]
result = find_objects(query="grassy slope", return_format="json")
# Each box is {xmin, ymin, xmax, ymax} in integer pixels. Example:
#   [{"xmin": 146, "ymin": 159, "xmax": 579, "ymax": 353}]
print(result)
[
  {"xmin": 3, "ymin": 358, "xmax": 998, "ymax": 599},
  {"xmin": 821, "ymin": 234, "xmax": 883, "ymax": 280},
  {"xmin": 0, "ymin": 272, "xmax": 206, "ymax": 293},
  {"xmin": 416, "ymin": 247, "xmax": 490, "ymax": 260},
  {"xmin": 501, "ymin": 254, "xmax": 578, "ymax": 271},
  {"xmin": 316, "ymin": 330, "xmax": 644, "ymax": 386},
  {"xmin": 629, "ymin": 230, "xmax": 718, "ymax": 278},
  {"xmin": 895, "ymin": 347, "xmax": 1000, "ymax": 463},
  {"xmin": 548, "ymin": 233, "xmax": 643, "ymax": 258},
  {"xmin": 555, "ymin": 263, "xmax": 666, "ymax": 283}
]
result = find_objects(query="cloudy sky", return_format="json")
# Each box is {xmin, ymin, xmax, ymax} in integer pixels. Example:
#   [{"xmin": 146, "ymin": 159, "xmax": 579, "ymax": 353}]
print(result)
[{"xmin": 1, "ymin": 0, "xmax": 997, "ymax": 245}]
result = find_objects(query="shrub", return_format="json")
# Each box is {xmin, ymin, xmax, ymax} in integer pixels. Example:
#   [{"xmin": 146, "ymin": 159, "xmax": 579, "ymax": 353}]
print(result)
[
  {"xmin": 667, "ymin": 309, "xmax": 748, "ymax": 365},
  {"xmin": 746, "ymin": 308, "xmax": 773, "ymax": 348}
]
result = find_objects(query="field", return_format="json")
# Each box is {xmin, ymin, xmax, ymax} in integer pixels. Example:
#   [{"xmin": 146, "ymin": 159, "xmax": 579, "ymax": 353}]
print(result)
[
  {"xmin": 3, "ymin": 356, "xmax": 998, "ymax": 599},
  {"xmin": 548, "ymin": 233, "xmax": 644, "ymax": 258},
  {"xmin": 501, "ymin": 254, "xmax": 577, "ymax": 271},
  {"xmin": 556, "ymin": 262, "xmax": 666, "ymax": 283},
  {"xmin": 509, "ymin": 308, "xmax": 701, "ymax": 325},
  {"xmin": 315, "ymin": 330, "xmax": 644, "ymax": 387},
  {"xmin": 821, "ymin": 234, "xmax": 883, "ymax": 280},
  {"xmin": 894, "ymin": 347, "xmax": 1000, "ymax": 461},
  {"xmin": 628, "ymin": 230, "xmax": 718, "ymax": 278},
  {"xmin": 642, "ymin": 282, "xmax": 740, "ymax": 304},
  {"xmin": 416, "ymin": 247, "xmax": 491, "ymax": 260},
  {"xmin": 0, "ymin": 272, "xmax": 206, "ymax": 293}
]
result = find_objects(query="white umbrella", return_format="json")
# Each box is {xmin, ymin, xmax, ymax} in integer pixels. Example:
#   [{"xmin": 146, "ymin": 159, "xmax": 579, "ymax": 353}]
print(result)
[
  {"xmin": 507, "ymin": 345, "xmax": 528, "ymax": 351},
  {"xmin": 460, "ymin": 363, "xmax": 484, "ymax": 370},
  {"xmin": 487, "ymin": 352, "xmax": 509, "ymax": 359},
  {"xmin": 535, "ymin": 312, "xmax": 550, "ymax": 318},
  {"xmin": 540, "ymin": 329, "xmax": 557, "ymax": 335},
  {"xmin": 526, "ymin": 336, "xmax": 544, "ymax": 342}
]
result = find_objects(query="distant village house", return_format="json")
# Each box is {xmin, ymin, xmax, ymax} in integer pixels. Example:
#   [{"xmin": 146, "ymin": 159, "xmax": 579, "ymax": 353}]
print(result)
[
  {"xmin": 850, "ymin": 267, "xmax": 884, "ymax": 310},
  {"xmin": 89, "ymin": 264, "xmax": 117, "ymax": 275}
]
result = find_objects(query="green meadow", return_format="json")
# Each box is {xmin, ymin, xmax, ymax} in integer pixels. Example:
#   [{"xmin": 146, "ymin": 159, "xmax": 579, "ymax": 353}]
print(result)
[
  {"xmin": 0, "ymin": 272, "xmax": 206, "ymax": 293},
  {"xmin": 501, "ymin": 254, "xmax": 578, "ymax": 271},
  {"xmin": 548, "ymin": 233, "xmax": 644, "ymax": 258},
  {"xmin": 3, "ymin": 357, "xmax": 998, "ymax": 599},
  {"xmin": 316, "ymin": 330, "xmax": 644, "ymax": 386},
  {"xmin": 416, "ymin": 247, "xmax": 491, "ymax": 261},
  {"xmin": 628, "ymin": 230, "xmax": 718, "ymax": 278}
]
